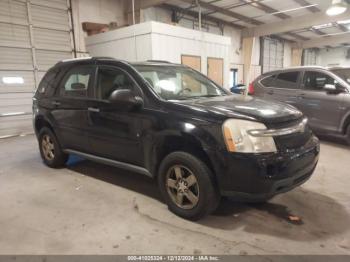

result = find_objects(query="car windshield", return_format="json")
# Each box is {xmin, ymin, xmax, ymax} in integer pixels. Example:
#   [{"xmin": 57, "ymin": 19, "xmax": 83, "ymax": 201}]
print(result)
[
  {"xmin": 133, "ymin": 65, "xmax": 228, "ymax": 100},
  {"xmin": 331, "ymin": 68, "xmax": 350, "ymax": 85}
]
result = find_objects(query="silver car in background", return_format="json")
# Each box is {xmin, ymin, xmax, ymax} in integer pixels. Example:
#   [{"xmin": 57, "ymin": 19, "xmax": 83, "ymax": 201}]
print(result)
[{"xmin": 251, "ymin": 67, "xmax": 350, "ymax": 144}]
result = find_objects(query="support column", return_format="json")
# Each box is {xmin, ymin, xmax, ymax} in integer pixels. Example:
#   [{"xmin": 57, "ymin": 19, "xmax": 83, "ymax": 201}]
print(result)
[
  {"xmin": 242, "ymin": 37, "xmax": 255, "ymax": 94},
  {"xmin": 291, "ymin": 48, "xmax": 303, "ymax": 66}
]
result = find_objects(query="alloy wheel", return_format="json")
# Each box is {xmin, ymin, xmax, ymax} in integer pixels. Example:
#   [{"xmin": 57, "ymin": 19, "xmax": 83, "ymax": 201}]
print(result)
[
  {"xmin": 165, "ymin": 165, "xmax": 199, "ymax": 209},
  {"xmin": 41, "ymin": 134, "xmax": 55, "ymax": 161}
]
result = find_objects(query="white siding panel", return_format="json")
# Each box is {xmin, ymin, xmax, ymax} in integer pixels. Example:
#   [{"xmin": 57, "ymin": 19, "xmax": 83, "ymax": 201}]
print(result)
[
  {"xmin": 0, "ymin": 47, "xmax": 33, "ymax": 70},
  {"xmin": 34, "ymin": 27, "xmax": 72, "ymax": 51},
  {"xmin": 0, "ymin": 103, "xmax": 32, "ymax": 115},
  {"xmin": 0, "ymin": 23, "xmax": 31, "ymax": 48},
  {"xmin": 0, "ymin": 0, "xmax": 73, "ymax": 137},
  {"xmin": 0, "ymin": 71, "xmax": 35, "ymax": 93},
  {"xmin": 30, "ymin": 0, "xmax": 68, "ymax": 10},
  {"xmin": 36, "ymin": 50, "xmax": 71, "ymax": 70},
  {"xmin": 31, "ymin": 4, "xmax": 70, "ymax": 30},
  {"xmin": 0, "ymin": 92, "xmax": 33, "ymax": 137},
  {"xmin": 0, "ymin": 114, "xmax": 33, "ymax": 137},
  {"xmin": 0, "ymin": 0, "xmax": 28, "ymax": 25}
]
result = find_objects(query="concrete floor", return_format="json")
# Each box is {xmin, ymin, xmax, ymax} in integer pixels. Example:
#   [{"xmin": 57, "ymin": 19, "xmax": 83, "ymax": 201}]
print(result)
[{"xmin": 0, "ymin": 135, "xmax": 349, "ymax": 255}]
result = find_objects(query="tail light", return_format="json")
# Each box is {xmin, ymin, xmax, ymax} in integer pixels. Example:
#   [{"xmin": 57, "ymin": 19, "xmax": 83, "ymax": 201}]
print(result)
[{"xmin": 248, "ymin": 82, "xmax": 255, "ymax": 95}]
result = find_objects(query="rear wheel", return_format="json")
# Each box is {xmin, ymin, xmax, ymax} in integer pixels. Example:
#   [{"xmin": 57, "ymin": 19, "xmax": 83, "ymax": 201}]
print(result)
[
  {"xmin": 158, "ymin": 151, "xmax": 220, "ymax": 220},
  {"xmin": 38, "ymin": 127, "xmax": 68, "ymax": 168}
]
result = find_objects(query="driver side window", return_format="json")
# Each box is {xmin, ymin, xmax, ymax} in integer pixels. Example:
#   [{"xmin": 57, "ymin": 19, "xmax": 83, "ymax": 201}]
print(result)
[
  {"xmin": 303, "ymin": 71, "xmax": 336, "ymax": 91},
  {"xmin": 97, "ymin": 67, "xmax": 139, "ymax": 100}
]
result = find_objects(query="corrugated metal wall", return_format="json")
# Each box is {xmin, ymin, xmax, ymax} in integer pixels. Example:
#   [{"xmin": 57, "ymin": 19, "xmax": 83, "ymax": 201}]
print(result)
[{"xmin": 0, "ymin": 0, "xmax": 73, "ymax": 138}]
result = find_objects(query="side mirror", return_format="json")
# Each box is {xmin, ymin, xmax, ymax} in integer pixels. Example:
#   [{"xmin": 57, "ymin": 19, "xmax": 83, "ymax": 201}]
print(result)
[
  {"xmin": 324, "ymin": 83, "xmax": 345, "ymax": 94},
  {"xmin": 108, "ymin": 89, "xmax": 144, "ymax": 110},
  {"xmin": 324, "ymin": 84, "xmax": 336, "ymax": 91}
]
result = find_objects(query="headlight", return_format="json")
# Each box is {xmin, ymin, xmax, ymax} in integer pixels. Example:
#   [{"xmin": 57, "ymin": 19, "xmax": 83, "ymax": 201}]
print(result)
[{"xmin": 222, "ymin": 119, "xmax": 277, "ymax": 153}]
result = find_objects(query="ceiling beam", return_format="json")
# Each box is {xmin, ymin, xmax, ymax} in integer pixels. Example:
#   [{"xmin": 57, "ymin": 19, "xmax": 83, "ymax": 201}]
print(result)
[
  {"xmin": 292, "ymin": 33, "xmax": 350, "ymax": 48},
  {"xmin": 160, "ymin": 3, "xmax": 245, "ymax": 29},
  {"xmin": 241, "ymin": 0, "xmax": 290, "ymax": 19},
  {"xmin": 333, "ymin": 22, "xmax": 349, "ymax": 32},
  {"xmin": 285, "ymin": 32, "xmax": 309, "ymax": 41},
  {"xmin": 310, "ymin": 28, "xmax": 327, "ymax": 35},
  {"xmin": 137, "ymin": 0, "xmax": 170, "ymax": 9},
  {"xmin": 179, "ymin": 0, "xmax": 263, "ymax": 25},
  {"xmin": 293, "ymin": 0, "xmax": 321, "ymax": 13},
  {"xmin": 242, "ymin": 9, "xmax": 350, "ymax": 37}
]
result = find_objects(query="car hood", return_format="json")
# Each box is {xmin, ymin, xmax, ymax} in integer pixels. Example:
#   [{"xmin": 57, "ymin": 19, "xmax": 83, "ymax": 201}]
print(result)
[{"xmin": 170, "ymin": 95, "xmax": 303, "ymax": 124}]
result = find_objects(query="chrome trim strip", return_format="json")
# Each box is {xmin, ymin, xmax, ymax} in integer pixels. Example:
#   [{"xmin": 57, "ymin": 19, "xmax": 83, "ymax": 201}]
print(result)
[
  {"xmin": 248, "ymin": 118, "xmax": 308, "ymax": 137},
  {"xmin": 64, "ymin": 149, "xmax": 153, "ymax": 178}
]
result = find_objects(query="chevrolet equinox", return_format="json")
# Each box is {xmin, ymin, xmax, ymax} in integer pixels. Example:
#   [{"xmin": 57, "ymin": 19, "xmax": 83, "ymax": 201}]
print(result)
[{"xmin": 33, "ymin": 57, "xmax": 320, "ymax": 220}]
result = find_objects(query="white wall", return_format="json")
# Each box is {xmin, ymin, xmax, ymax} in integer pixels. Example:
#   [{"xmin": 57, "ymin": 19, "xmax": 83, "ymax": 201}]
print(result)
[
  {"xmin": 86, "ymin": 21, "xmax": 232, "ymax": 88},
  {"xmin": 142, "ymin": 7, "xmax": 265, "ymax": 85},
  {"xmin": 316, "ymin": 47, "xmax": 350, "ymax": 67},
  {"xmin": 71, "ymin": 0, "xmax": 127, "ymax": 55}
]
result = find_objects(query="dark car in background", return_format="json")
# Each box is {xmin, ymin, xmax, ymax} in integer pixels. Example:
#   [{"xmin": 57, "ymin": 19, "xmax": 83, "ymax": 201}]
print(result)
[
  {"xmin": 252, "ymin": 67, "xmax": 350, "ymax": 143},
  {"xmin": 33, "ymin": 58, "xmax": 319, "ymax": 220}
]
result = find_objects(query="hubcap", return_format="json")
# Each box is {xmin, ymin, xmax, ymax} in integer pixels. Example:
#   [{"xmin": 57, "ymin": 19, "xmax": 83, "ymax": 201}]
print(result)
[
  {"xmin": 41, "ymin": 134, "xmax": 55, "ymax": 161},
  {"xmin": 165, "ymin": 165, "xmax": 199, "ymax": 209}
]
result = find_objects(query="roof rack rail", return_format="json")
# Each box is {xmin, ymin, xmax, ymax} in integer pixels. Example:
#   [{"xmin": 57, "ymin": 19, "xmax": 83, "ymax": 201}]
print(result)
[
  {"xmin": 146, "ymin": 60, "xmax": 171, "ymax": 63},
  {"xmin": 59, "ymin": 57, "xmax": 92, "ymax": 63},
  {"xmin": 92, "ymin": 56, "xmax": 116, "ymax": 60}
]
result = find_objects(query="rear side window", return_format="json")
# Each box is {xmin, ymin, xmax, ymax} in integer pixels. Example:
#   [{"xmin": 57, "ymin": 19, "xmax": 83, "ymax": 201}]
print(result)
[
  {"xmin": 260, "ymin": 74, "xmax": 276, "ymax": 87},
  {"xmin": 275, "ymin": 72, "xmax": 300, "ymax": 89},
  {"xmin": 60, "ymin": 66, "xmax": 93, "ymax": 97},
  {"xmin": 303, "ymin": 71, "xmax": 336, "ymax": 91},
  {"xmin": 37, "ymin": 68, "xmax": 60, "ymax": 95}
]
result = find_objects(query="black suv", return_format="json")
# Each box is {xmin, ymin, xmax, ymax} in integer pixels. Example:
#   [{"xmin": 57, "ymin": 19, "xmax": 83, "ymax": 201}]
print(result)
[{"xmin": 33, "ymin": 57, "xmax": 320, "ymax": 220}]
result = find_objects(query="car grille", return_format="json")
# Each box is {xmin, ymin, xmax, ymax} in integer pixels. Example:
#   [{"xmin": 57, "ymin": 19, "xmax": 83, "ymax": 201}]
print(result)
[{"xmin": 269, "ymin": 118, "xmax": 313, "ymax": 151}]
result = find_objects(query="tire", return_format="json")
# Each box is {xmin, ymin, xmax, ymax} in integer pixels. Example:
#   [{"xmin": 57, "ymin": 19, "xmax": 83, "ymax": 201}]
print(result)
[
  {"xmin": 157, "ymin": 151, "xmax": 220, "ymax": 220},
  {"xmin": 347, "ymin": 125, "xmax": 350, "ymax": 145},
  {"xmin": 38, "ymin": 127, "xmax": 68, "ymax": 168}
]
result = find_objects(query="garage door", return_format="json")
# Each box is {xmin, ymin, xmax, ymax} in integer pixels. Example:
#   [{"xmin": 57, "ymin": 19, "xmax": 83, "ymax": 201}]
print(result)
[
  {"xmin": 0, "ymin": 0, "xmax": 74, "ymax": 138},
  {"xmin": 262, "ymin": 37, "xmax": 284, "ymax": 73}
]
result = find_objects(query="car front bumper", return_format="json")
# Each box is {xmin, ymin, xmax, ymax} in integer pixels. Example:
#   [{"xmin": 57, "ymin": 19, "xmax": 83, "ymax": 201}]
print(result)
[{"xmin": 206, "ymin": 135, "xmax": 320, "ymax": 201}]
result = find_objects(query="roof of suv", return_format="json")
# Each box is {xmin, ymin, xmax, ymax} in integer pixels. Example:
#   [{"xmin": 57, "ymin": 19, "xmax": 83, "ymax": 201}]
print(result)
[
  {"xmin": 54, "ymin": 57, "xmax": 181, "ymax": 67},
  {"xmin": 262, "ymin": 66, "xmax": 350, "ymax": 76}
]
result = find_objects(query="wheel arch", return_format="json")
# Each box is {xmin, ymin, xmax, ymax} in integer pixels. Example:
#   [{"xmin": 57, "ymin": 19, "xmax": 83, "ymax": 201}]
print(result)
[
  {"xmin": 341, "ymin": 111, "xmax": 350, "ymax": 134},
  {"xmin": 148, "ymin": 132, "xmax": 217, "ymax": 183},
  {"xmin": 34, "ymin": 116, "xmax": 55, "ymax": 136}
]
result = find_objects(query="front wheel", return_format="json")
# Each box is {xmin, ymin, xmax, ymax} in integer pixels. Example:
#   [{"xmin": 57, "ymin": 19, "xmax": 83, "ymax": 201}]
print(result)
[
  {"xmin": 158, "ymin": 152, "xmax": 220, "ymax": 220},
  {"xmin": 38, "ymin": 127, "xmax": 68, "ymax": 168}
]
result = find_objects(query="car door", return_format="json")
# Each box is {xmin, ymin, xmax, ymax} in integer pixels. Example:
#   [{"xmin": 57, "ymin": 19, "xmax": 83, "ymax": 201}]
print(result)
[
  {"xmin": 51, "ymin": 65, "xmax": 95, "ymax": 152},
  {"xmin": 86, "ymin": 65, "xmax": 144, "ymax": 166},
  {"xmin": 298, "ymin": 70, "xmax": 345, "ymax": 133},
  {"xmin": 264, "ymin": 71, "xmax": 302, "ymax": 106}
]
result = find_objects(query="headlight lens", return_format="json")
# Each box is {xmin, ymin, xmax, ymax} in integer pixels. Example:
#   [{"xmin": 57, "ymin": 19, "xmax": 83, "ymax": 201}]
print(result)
[{"xmin": 222, "ymin": 119, "xmax": 277, "ymax": 153}]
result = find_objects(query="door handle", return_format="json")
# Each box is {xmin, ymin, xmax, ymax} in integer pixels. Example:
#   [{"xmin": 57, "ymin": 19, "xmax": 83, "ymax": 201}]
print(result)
[
  {"xmin": 88, "ymin": 107, "xmax": 100, "ymax": 113},
  {"xmin": 52, "ymin": 101, "xmax": 61, "ymax": 106},
  {"xmin": 267, "ymin": 90, "xmax": 274, "ymax": 95}
]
